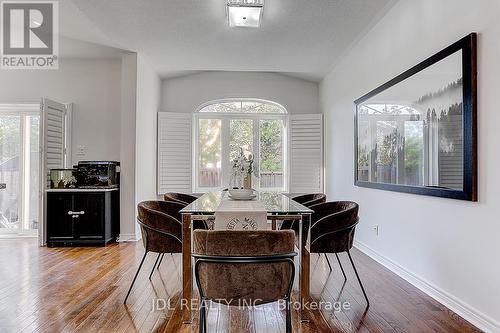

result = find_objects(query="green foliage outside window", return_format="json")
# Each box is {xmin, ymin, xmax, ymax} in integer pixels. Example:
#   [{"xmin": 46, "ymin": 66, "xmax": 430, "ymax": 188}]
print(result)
[{"xmin": 260, "ymin": 120, "xmax": 282, "ymax": 172}]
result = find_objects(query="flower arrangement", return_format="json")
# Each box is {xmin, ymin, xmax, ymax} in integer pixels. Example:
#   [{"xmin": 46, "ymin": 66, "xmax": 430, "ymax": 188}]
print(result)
[{"xmin": 230, "ymin": 148, "xmax": 258, "ymax": 189}]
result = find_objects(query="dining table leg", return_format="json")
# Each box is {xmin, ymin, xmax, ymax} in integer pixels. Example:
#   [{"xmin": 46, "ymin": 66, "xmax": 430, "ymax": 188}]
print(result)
[
  {"xmin": 299, "ymin": 213, "xmax": 311, "ymax": 322},
  {"xmin": 181, "ymin": 213, "xmax": 192, "ymax": 324}
]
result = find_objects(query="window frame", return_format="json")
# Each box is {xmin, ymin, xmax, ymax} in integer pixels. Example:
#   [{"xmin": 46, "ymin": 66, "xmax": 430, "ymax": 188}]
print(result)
[
  {"xmin": 358, "ymin": 112, "xmax": 428, "ymax": 186},
  {"xmin": 193, "ymin": 99, "xmax": 289, "ymax": 194},
  {"xmin": 197, "ymin": 98, "xmax": 287, "ymax": 114}
]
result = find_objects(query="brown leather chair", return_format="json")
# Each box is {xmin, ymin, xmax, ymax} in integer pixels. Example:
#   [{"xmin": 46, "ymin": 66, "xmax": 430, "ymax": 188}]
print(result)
[
  {"xmin": 279, "ymin": 193, "xmax": 326, "ymax": 236},
  {"xmin": 124, "ymin": 200, "xmax": 185, "ymax": 304},
  {"xmin": 293, "ymin": 193, "xmax": 327, "ymax": 207},
  {"xmin": 285, "ymin": 194, "xmax": 343, "ymax": 273},
  {"xmin": 193, "ymin": 230, "xmax": 296, "ymax": 333},
  {"xmin": 163, "ymin": 192, "xmax": 207, "ymax": 245},
  {"xmin": 309, "ymin": 201, "xmax": 369, "ymax": 306},
  {"xmin": 163, "ymin": 192, "xmax": 198, "ymax": 206}
]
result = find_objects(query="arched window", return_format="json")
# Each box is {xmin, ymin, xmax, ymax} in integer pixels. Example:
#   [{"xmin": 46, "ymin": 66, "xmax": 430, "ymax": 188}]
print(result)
[
  {"xmin": 198, "ymin": 99, "xmax": 287, "ymax": 114},
  {"xmin": 194, "ymin": 99, "xmax": 288, "ymax": 192}
]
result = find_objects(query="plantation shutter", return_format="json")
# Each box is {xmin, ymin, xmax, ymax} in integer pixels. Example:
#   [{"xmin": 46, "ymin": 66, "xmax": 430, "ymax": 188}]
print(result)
[
  {"xmin": 42, "ymin": 99, "xmax": 66, "ymax": 172},
  {"xmin": 289, "ymin": 114, "xmax": 323, "ymax": 193},
  {"xmin": 438, "ymin": 114, "xmax": 463, "ymax": 189},
  {"xmin": 157, "ymin": 112, "xmax": 192, "ymax": 194},
  {"xmin": 40, "ymin": 98, "xmax": 68, "ymax": 245}
]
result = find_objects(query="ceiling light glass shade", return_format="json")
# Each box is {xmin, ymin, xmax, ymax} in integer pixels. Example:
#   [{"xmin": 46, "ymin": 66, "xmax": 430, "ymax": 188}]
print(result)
[{"xmin": 227, "ymin": 0, "xmax": 264, "ymax": 28}]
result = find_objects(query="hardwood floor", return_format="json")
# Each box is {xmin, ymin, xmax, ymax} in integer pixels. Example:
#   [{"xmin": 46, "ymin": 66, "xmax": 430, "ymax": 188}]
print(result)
[{"xmin": 0, "ymin": 239, "xmax": 482, "ymax": 333}]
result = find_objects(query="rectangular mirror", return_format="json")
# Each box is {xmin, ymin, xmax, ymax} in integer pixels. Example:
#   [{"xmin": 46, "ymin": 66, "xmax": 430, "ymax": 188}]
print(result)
[{"xmin": 354, "ymin": 33, "xmax": 477, "ymax": 201}]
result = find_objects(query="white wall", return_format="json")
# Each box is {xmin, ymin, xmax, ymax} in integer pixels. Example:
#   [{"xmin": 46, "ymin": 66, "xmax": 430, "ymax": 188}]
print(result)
[
  {"xmin": 119, "ymin": 53, "xmax": 138, "ymax": 240},
  {"xmin": 135, "ymin": 55, "xmax": 161, "ymax": 236},
  {"xmin": 320, "ymin": 0, "xmax": 500, "ymax": 331},
  {"xmin": 161, "ymin": 71, "xmax": 319, "ymax": 114},
  {"xmin": 119, "ymin": 53, "xmax": 162, "ymax": 241},
  {"xmin": 0, "ymin": 58, "xmax": 122, "ymax": 164},
  {"xmin": 0, "ymin": 56, "xmax": 144, "ymax": 242}
]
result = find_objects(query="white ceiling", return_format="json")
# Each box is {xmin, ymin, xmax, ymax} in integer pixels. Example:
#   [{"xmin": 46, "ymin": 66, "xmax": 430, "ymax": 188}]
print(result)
[
  {"xmin": 58, "ymin": 0, "xmax": 129, "ymax": 59},
  {"xmin": 59, "ymin": 37, "xmax": 128, "ymax": 59},
  {"xmin": 64, "ymin": 0, "xmax": 396, "ymax": 81}
]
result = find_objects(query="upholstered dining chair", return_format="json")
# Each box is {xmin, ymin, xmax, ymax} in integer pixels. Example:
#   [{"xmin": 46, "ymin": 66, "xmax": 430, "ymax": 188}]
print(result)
[
  {"xmin": 124, "ymin": 200, "xmax": 185, "ymax": 304},
  {"xmin": 309, "ymin": 201, "xmax": 369, "ymax": 306},
  {"xmin": 294, "ymin": 193, "xmax": 339, "ymax": 273},
  {"xmin": 193, "ymin": 230, "xmax": 297, "ymax": 333},
  {"xmin": 163, "ymin": 192, "xmax": 198, "ymax": 206},
  {"xmin": 293, "ymin": 193, "xmax": 327, "ymax": 207},
  {"xmin": 157, "ymin": 193, "xmax": 208, "ymax": 270},
  {"xmin": 287, "ymin": 193, "xmax": 345, "ymax": 273},
  {"xmin": 279, "ymin": 192, "xmax": 326, "ymax": 237}
]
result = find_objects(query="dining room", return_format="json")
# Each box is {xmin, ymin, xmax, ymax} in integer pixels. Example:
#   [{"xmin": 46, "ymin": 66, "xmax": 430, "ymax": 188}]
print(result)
[{"xmin": 1, "ymin": 0, "xmax": 500, "ymax": 332}]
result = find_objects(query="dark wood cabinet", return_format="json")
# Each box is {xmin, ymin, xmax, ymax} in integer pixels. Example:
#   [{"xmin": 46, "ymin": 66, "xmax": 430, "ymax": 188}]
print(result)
[
  {"xmin": 47, "ymin": 193, "xmax": 74, "ymax": 239},
  {"xmin": 46, "ymin": 189, "xmax": 119, "ymax": 247}
]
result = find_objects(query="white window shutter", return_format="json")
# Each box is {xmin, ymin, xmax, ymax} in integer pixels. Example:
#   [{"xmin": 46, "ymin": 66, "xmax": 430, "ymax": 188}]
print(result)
[
  {"xmin": 290, "ymin": 114, "xmax": 323, "ymax": 194},
  {"xmin": 157, "ymin": 112, "xmax": 192, "ymax": 194},
  {"xmin": 40, "ymin": 98, "xmax": 67, "ymax": 246},
  {"xmin": 43, "ymin": 99, "xmax": 66, "ymax": 171}
]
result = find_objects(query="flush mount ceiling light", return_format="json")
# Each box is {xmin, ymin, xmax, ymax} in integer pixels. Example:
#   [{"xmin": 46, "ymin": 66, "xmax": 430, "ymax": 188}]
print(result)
[{"xmin": 227, "ymin": 0, "xmax": 264, "ymax": 28}]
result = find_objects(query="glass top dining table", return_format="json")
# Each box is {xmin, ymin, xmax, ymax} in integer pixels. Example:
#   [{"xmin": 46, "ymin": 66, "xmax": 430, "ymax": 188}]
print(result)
[
  {"xmin": 180, "ymin": 190, "xmax": 314, "ymax": 214},
  {"xmin": 179, "ymin": 191, "xmax": 313, "ymax": 324}
]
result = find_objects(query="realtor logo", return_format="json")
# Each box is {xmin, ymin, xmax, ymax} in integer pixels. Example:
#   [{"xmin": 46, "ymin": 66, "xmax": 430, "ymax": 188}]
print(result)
[{"xmin": 1, "ymin": 1, "xmax": 58, "ymax": 69}]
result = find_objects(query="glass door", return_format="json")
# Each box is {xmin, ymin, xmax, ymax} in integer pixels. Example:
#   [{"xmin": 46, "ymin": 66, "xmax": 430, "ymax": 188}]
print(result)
[
  {"xmin": 194, "ymin": 113, "xmax": 288, "ymax": 193},
  {"xmin": 0, "ymin": 115, "xmax": 21, "ymax": 232},
  {"xmin": 0, "ymin": 108, "xmax": 39, "ymax": 235},
  {"xmin": 259, "ymin": 119, "xmax": 285, "ymax": 190},
  {"xmin": 197, "ymin": 118, "xmax": 222, "ymax": 189}
]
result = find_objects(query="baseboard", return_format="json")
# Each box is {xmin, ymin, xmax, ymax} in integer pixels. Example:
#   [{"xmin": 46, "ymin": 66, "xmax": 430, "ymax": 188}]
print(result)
[
  {"xmin": 0, "ymin": 234, "xmax": 37, "ymax": 239},
  {"xmin": 354, "ymin": 240, "xmax": 500, "ymax": 333},
  {"xmin": 116, "ymin": 233, "xmax": 140, "ymax": 242}
]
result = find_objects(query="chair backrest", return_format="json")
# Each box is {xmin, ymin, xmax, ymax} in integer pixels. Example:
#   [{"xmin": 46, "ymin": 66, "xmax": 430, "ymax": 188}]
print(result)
[
  {"xmin": 309, "ymin": 201, "xmax": 359, "ymax": 254},
  {"xmin": 163, "ymin": 192, "xmax": 198, "ymax": 206},
  {"xmin": 162, "ymin": 195, "xmax": 209, "ymax": 230},
  {"xmin": 137, "ymin": 200, "xmax": 185, "ymax": 253},
  {"xmin": 193, "ymin": 230, "xmax": 296, "ymax": 306},
  {"xmin": 292, "ymin": 193, "xmax": 326, "ymax": 208}
]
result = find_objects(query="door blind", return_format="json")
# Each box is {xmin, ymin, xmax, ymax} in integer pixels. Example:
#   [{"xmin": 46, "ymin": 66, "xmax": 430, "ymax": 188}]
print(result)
[
  {"xmin": 40, "ymin": 98, "xmax": 67, "ymax": 246},
  {"xmin": 44, "ymin": 103, "xmax": 66, "ymax": 170}
]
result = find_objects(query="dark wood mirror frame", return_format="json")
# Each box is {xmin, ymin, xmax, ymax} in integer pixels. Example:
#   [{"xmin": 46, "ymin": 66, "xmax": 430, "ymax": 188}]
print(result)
[{"xmin": 354, "ymin": 33, "xmax": 477, "ymax": 201}]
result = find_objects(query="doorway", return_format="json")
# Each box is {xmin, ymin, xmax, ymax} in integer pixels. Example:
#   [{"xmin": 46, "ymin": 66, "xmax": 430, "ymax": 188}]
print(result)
[{"xmin": 0, "ymin": 105, "xmax": 40, "ymax": 236}]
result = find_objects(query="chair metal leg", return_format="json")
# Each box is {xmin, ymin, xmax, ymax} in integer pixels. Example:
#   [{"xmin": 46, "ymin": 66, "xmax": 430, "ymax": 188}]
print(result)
[
  {"xmin": 335, "ymin": 253, "xmax": 347, "ymax": 281},
  {"xmin": 199, "ymin": 299, "xmax": 207, "ymax": 333},
  {"xmin": 149, "ymin": 253, "xmax": 161, "ymax": 280},
  {"xmin": 324, "ymin": 253, "xmax": 333, "ymax": 271},
  {"xmin": 347, "ymin": 251, "xmax": 370, "ymax": 307},
  {"xmin": 156, "ymin": 253, "xmax": 165, "ymax": 270},
  {"xmin": 124, "ymin": 252, "xmax": 148, "ymax": 304},
  {"xmin": 285, "ymin": 299, "xmax": 292, "ymax": 333}
]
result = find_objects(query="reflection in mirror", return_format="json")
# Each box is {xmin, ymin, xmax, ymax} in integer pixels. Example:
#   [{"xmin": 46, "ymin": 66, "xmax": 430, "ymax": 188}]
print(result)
[{"xmin": 356, "ymin": 51, "xmax": 464, "ymax": 190}]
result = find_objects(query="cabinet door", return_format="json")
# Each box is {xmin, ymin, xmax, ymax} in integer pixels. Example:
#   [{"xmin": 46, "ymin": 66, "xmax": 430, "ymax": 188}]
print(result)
[
  {"xmin": 47, "ymin": 193, "xmax": 74, "ymax": 239},
  {"xmin": 73, "ymin": 193, "xmax": 104, "ymax": 239}
]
